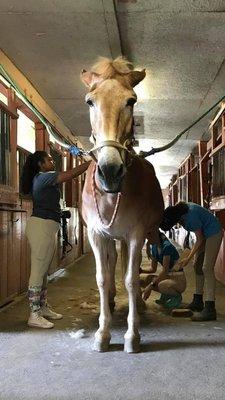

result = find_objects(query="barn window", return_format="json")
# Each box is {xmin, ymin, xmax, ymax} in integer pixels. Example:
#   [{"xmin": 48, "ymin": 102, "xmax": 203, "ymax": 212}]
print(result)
[
  {"xmin": 0, "ymin": 92, "xmax": 8, "ymax": 105},
  {"xmin": 50, "ymin": 146, "xmax": 65, "ymax": 202},
  {"xmin": 17, "ymin": 110, "xmax": 35, "ymax": 153},
  {"xmin": 179, "ymin": 175, "xmax": 188, "ymax": 202},
  {"xmin": 212, "ymin": 148, "xmax": 225, "ymax": 198},
  {"xmin": 17, "ymin": 110, "xmax": 36, "ymax": 192},
  {"xmin": 0, "ymin": 76, "xmax": 9, "ymax": 105}
]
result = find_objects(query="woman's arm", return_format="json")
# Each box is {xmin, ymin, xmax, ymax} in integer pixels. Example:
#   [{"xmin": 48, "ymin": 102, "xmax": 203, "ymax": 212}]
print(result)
[
  {"xmin": 139, "ymin": 258, "xmax": 158, "ymax": 274},
  {"xmin": 153, "ymin": 255, "xmax": 170, "ymax": 285},
  {"xmin": 56, "ymin": 161, "xmax": 91, "ymax": 184},
  {"xmin": 149, "ymin": 258, "xmax": 158, "ymax": 273},
  {"xmin": 142, "ymin": 256, "xmax": 169, "ymax": 300},
  {"xmin": 146, "ymin": 240, "xmax": 158, "ymax": 271},
  {"xmin": 175, "ymin": 229, "xmax": 204, "ymax": 269}
]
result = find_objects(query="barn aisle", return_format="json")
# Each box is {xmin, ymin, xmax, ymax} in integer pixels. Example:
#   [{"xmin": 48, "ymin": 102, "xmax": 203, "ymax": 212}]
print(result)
[{"xmin": 0, "ymin": 251, "xmax": 225, "ymax": 400}]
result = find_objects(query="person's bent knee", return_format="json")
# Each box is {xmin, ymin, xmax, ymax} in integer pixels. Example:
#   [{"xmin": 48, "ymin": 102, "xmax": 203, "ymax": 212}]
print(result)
[{"xmin": 158, "ymin": 281, "xmax": 170, "ymax": 295}]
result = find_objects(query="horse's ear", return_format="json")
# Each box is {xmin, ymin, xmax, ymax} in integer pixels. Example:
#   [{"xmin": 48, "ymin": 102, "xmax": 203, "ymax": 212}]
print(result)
[
  {"xmin": 80, "ymin": 69, "xmax": 101, "ymax": 88},
  {"xmin": 126, "ymin": 69, "xmax": 146, "ymax": 87}
]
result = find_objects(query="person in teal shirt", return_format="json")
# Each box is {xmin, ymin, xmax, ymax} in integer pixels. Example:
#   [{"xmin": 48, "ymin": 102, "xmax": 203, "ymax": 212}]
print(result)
[
  {"xmin": 142, "ymin": 231, "xmax": 186, "ymax": 309},
  {"xmin": 160, "ymin": 202, "xmax": 223, "ymax": 321}
]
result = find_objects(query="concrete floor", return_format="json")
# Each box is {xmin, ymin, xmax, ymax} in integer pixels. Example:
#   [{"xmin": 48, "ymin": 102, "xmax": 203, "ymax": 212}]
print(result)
[{"xmin": 1, "ymin": 251, "xmax": 225, "ymax": 400}]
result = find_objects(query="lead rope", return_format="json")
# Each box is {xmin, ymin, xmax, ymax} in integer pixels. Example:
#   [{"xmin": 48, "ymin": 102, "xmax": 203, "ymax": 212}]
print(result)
[{"xmin": 91, "ymin": 165, "xmax": 122, "ymax": 229}]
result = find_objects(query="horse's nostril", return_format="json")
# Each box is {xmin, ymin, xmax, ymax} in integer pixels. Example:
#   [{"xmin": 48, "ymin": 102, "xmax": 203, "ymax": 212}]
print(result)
[
  {"xmin": 97, "ymin": 163, "xmax": 124, "ymax": 183},
  {"xmin": 98, "ymin": 165, "xmax": 104, "ymax": 178}
]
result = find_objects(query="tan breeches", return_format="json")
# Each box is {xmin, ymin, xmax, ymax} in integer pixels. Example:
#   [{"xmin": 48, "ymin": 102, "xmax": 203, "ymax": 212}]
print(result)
[
  {"xmin": 158, "ymin": 272, "xmax": 187, "ymax": 296},
  {"xmin": 26, "ymin": 216, "xmax": 59, "ymax": 287},
  {"xmin": 194, "ymin": 231, "xmax": 223, "ymax": 301}
]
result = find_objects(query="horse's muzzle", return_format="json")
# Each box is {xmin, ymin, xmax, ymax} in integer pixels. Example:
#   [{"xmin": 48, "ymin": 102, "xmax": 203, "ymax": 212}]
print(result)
[{"xmin": 97, "ymin": 162, "xmax": 126, "ymax": 193}]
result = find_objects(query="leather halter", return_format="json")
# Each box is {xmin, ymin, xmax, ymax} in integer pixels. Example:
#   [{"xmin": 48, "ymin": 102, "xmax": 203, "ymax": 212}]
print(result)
[{"xmin": 88, "ymin": 139, "xmax": 133, "ymax": 163}]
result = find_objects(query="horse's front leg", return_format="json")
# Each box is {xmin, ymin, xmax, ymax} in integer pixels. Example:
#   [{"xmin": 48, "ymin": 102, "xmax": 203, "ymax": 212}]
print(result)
[
  {"xmin": 108, "ymin": 239, "xmax": 117, "ymax": 313},
  {"xmin": 124, "ymin": 239, "xmax": 144, "ymax": 353},
  {"xmin": 88, "ymin": 229, "xmax": 111, "ymax": 352}
]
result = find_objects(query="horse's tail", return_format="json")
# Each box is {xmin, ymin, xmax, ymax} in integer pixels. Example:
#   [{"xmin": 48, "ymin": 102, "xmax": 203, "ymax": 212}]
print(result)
[{"xmin": 120, "ymin": 240, "xmax": 128, "ymax": 280}]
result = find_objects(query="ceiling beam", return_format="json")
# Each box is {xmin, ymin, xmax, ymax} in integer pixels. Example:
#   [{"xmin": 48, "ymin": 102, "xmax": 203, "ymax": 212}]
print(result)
[{"xmin": 102, "ymin": 0, "xmax": 122, "ymax": 58}]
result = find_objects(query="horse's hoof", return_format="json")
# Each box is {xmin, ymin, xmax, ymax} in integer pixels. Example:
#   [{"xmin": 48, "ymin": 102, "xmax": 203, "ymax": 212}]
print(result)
[
  {"xmin": 109, "ymin": 301, "xmax": 115, "ymax": 314},
  {"xmin": 124, "ymin": 337, "xmax": 140, "ymax": 353},
  {"xmin": 93, "ymin": 337, "xmax": 110, "ymax": 352}
]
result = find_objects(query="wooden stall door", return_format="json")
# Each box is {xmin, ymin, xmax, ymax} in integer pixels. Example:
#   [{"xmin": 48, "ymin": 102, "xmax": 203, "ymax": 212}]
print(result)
[
  {"xmin": 8, "ymin": 212, "xmax": 21, "ymax": 298},
  {"xmin": 0, "ymin": 211, "xmax": 8, "ymax": 305},
  {"xmin": 0, "ymin": 209, "xmax": 32, "ymax": 306},
  {"xmin": 189, "ymin": 167, "xmax": 201, "ymax": 204},
  {"xmin": 0, "ymin": 211, "xmax": 21, "ymax": 305}
]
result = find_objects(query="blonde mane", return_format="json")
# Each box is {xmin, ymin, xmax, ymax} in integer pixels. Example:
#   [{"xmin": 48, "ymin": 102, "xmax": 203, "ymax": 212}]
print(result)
[{"xmin": 91, "ymin": 56, "xmax": 134, "ymax": 79}]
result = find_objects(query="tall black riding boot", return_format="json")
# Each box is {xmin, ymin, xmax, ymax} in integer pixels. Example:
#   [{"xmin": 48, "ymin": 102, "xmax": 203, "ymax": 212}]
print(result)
[
  {"xmin": 187, "ymin": 294, "xmax": 204, "ymax": 312},
  {"xmin": 191, "ymin": 301, "xmax": 217, "ymax": 321}
]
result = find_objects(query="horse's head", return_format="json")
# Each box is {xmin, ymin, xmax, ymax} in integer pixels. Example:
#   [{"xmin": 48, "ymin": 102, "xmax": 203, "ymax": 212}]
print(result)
[{"xmin": 81, "ymin": 57, "xmax": 146, "ymax": 193}]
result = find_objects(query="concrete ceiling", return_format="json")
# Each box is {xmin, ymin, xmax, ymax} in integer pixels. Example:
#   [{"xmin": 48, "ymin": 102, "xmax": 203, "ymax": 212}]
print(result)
[{"xmin": 1, "ymin": 0, "xmax": 225, "ymax": 187}]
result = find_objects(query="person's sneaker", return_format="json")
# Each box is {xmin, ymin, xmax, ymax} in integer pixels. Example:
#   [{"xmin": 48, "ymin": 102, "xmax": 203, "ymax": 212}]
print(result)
[
  {"xmin": 164, "ymin": 294, "xmax": 182, "ymax": 310},
  {"xmin": 191, "ymin": 302, "xmax": 217, "ymax": 321},
  {"xmin": 41, "ymin": 305, "xmax": 63, "ymax": 320},
  {"xmin": 28, "ymin": 311, "xmax": 54, "ymax": 329},
  {"xmin": 187, "ymin": 294, "xmax": 204, "ymax": 312}
]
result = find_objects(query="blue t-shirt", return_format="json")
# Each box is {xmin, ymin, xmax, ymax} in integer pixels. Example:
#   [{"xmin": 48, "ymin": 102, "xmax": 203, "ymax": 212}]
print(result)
[
  {"xmin": 181, "ymin": 203, "xmax": 221, "ymax": 239},
  {"xmin": 151, "ymin": 239, "xmax": 179, "ymax": 271},
  {"xmin": 32, "ymin": 171, "xmax": 61, "ymax": 223}
]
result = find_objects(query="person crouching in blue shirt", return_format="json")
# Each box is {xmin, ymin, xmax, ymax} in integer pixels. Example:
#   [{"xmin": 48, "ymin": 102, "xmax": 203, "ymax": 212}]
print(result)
[
  {"xmin": 142, "ymin": 231, "xmax": 186, "ymax": 309},
  {"xmin": 160, "ymin": 202, "xmax": 223, "ymax": 321}
]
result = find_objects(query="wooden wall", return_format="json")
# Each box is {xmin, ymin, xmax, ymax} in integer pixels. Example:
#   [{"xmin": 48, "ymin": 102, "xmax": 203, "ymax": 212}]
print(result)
[
  {"xmin": 0, "ymin": 77, "xmax": 88, "ymax": 307},
  {"xmin": 0, "ymin": 205, "xmax": 31, "ymax": 306}
]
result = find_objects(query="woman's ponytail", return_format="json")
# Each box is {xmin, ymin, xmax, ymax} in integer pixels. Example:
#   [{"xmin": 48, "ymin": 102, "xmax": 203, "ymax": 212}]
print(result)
[{"xmin": 20, "ymin": 151, "xmax": 47, "ymax": 195}]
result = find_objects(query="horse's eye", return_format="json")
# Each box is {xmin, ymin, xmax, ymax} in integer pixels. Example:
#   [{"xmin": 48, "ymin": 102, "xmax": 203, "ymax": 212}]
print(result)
[
  {"xmin": 126, "ymin": 98, "xmax": 136, "ymax": 107},
  {"xmin": 86, "ymin": 99, "xmax": 94, "ymax": 107}
]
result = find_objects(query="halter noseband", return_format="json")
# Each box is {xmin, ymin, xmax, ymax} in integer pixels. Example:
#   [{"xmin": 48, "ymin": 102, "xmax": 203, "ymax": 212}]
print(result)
[{"xmin": 88, "ymin": 138, "xmax": 134, "ymax": 163}]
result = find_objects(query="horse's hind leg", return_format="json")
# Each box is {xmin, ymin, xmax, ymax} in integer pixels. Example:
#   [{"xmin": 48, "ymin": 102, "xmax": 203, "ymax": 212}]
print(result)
[
  {"xmin": 108, "ymin": 240, "xmax": 117, "ymax": 313},
  {"xmin": 88, "ymin": 229, "xmax": 111, "ymax": 352}
]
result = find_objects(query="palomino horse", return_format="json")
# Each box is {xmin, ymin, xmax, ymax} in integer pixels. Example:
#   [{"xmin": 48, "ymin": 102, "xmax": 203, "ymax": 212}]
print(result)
[{"xmin": 81, "ymin": 57, "xmax": 164, "ymax": 353}]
